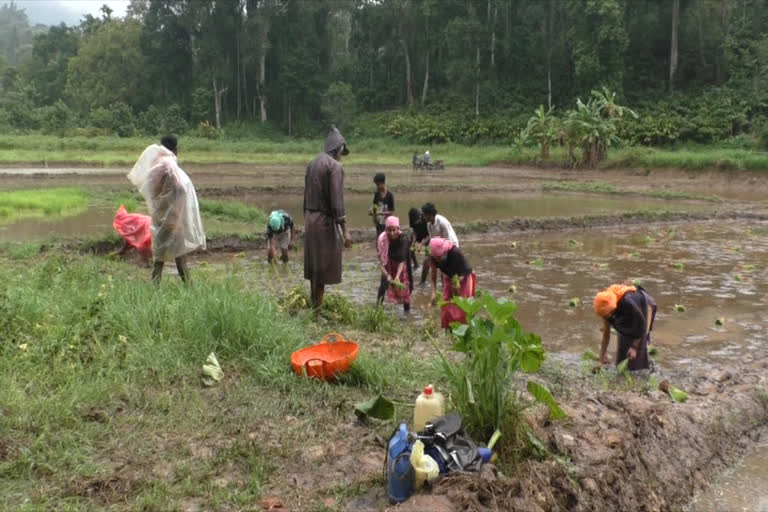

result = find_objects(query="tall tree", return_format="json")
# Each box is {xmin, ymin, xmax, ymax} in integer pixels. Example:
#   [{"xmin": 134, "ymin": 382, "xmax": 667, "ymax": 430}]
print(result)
[
  {"xmin": 66, "ymin": 19, "xmax": 146, "ymax": 111},
  {"xmin": 566, "ymin": 0, "xmax": 628, "ymax": 95},
  {"xmin": 246, "ymin": 0, "xmax": 289, "ymax": 122},
  {"xmin": 669, "ymin": 0, "xmax": 680, "ymax": 91}
]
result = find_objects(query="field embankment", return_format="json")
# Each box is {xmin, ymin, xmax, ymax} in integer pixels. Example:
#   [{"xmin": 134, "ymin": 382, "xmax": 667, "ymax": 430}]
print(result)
[{"xmin": 398, "ymin": 358, "xmax": 768, "ymax": 512}]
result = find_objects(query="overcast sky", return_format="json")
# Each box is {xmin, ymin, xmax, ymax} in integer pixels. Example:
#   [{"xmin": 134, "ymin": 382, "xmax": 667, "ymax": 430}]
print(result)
[{"xmin": 12, "ymin": 1, "xmax": 129, "ymax": 26}]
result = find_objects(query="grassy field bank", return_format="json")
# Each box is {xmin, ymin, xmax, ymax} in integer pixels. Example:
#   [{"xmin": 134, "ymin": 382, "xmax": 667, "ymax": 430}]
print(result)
[
  {"xmin": 0, "ymin": 253, "xmax": 431, "ymax": 511},
  {"xmin": 2, "ymin": 134, "xmax": 768, "ymax": 170},
  {"xmin": 0, "ymin": 188, "xmax": 87, "ymax": 220}
]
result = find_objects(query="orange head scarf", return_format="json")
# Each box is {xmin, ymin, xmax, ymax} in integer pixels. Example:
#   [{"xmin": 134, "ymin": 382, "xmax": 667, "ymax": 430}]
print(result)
[{"xmin": 593, "ymin": 284, "xmax": 636, "ymax": 318}]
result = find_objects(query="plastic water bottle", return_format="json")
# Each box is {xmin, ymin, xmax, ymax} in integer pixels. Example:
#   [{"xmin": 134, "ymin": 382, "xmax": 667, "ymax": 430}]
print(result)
[
  {"xmin": 413, "ymin": 385, "xmax": 445, "ymax": 432},
  {"xmin": 387, "ymin": 423, "xmax": 414, "ymax": 504}
]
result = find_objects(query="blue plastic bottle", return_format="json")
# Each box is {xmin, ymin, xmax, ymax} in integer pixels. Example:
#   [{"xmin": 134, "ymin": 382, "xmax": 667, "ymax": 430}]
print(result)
[{"xmin": 387, "ymin": 422, "xmax": 414, "ymax": 504}]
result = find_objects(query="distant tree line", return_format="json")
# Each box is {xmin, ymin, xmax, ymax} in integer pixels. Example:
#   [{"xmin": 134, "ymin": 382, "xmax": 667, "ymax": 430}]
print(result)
[{"xmin": 0, "ymin": 0, "xmax": 767, "ymax": 146}]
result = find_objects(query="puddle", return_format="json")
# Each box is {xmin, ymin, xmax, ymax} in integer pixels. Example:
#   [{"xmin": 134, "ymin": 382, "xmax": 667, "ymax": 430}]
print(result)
[
  {"xmin": 690, "ymin": 441, "xmax": 768, "ymax": 511},
  {"xmin": 0, "ymin": 205, "xmax": 114, "ymax": 243}
]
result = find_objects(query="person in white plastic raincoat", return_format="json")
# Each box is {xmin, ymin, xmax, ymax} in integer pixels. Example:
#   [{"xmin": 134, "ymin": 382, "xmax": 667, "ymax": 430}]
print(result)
[{"xmin": 127, "ymin": 135, "xmax": 206, "ymax": 284}]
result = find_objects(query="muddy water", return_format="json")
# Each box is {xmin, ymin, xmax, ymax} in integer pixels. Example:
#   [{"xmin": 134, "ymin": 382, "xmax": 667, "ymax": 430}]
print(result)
[
  {"xmin": 323, "ymin": 219, "xmax": 768, "ymax": 508},
  {"xmin": 0, "ymin": 191, "xmax": 697, "ymax": 242},
  {"xmin": 690, "ymin": 441, "xmax": 768, "ymax": 511},
  {"xmin": 325, "ymin": 220, "xmax": 768, "ymax": 369},
  {"xmin": 0, "ymin": 205, "xmax": 114, "ymax": 243},
  {"xmin": 237, "ymin": 190, "xmax": 697, "ymax": 228}
]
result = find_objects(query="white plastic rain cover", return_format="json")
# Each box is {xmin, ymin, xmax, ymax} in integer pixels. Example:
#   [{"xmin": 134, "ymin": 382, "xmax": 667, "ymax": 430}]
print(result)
[{"xmin": 127, "ymin": 145, "xmax": 206, "ymax": 261}]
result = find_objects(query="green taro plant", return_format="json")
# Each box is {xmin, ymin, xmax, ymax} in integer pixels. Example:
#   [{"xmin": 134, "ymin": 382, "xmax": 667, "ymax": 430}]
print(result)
[{"xmin": 433, "ymin": 291, "xmax": 566, "ymax": 442}]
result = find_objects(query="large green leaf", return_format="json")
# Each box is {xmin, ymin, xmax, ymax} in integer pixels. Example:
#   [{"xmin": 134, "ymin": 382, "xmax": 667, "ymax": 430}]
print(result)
[
  {"xmin": 520, "ymin": 346, "xmax": 545, "ymax": 373},
  {"xmin": 354, "ymin": 394, "xmax": 394, "ymax": 420},
  {"xmin": 527, "ymin": 381, "xmax": 567, "ymax": 420},
  {"xmin": 453, "ymin": 295, "xmax": 485, "ymax": 317},
  {"xmin": 485, "ymin": 298, "xmax": 518, "ymax": 325},
  {"xmin": 668, "ymin": 386, "xmax": 689, "ymax": 403}
]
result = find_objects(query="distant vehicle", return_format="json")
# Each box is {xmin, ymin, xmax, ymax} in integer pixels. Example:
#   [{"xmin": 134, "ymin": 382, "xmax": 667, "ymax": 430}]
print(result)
[{"xmin": 412, "ymin": 157, "xmax": 445, "ymax": 171}]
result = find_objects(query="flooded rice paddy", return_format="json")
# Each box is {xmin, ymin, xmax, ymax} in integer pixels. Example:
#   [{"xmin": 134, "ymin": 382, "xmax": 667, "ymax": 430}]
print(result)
[
  {"xmin": 305, "ymin": 220, "xmax": 768, "ymax": 370},
  {"xmin": 0, "ymin": 189, "xmax": 700, "ymax": 242},
  {"xmin": 690, "ymin": 441, "xmax": 768, "ymax": 511},
  {"xmin": 235, "ymin": 190, "xmax": 698, "ymax": 228},
  {"xmin": 1, "ymin": 165, "xmax": 766, "ymax": 507}
]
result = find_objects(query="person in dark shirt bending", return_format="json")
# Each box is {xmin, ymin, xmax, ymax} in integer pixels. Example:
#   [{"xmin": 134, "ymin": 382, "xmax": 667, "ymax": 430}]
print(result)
[{"xmin": 593, "ymin": 284, "xmax": 657, "ymax": 371}]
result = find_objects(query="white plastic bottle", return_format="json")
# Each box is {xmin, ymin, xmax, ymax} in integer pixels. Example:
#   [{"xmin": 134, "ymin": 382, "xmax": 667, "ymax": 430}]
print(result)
[{"xmin": 413, "ymin": 385, "xmax": 445, "ymax": 432}]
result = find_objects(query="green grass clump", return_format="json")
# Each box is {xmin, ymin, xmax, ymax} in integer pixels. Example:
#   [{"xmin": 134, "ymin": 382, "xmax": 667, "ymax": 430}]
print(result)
[
  {"xmin": 0, "ymin": 252, "xmax": 429, "ymax": 510},
  {"xmin": 0, "ymin": 187, "xmax": 88, "ymax": 221},
  {"xmin": 542, "ymin": 181, "xmax": 617, "ymax": 194},
  {"xmin": 199, "ymin": 199, "xmax": 268, "ymax": 224}
]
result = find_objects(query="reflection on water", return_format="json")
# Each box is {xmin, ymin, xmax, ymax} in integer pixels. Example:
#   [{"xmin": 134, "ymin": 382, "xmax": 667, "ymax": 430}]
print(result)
[
  {"xmin": 690, "ymin": 442, "xmax": 768, "ymax": 512},
  {"xmin": 0, "ymin": 205, "xmax": 114, "ymax": 243}
]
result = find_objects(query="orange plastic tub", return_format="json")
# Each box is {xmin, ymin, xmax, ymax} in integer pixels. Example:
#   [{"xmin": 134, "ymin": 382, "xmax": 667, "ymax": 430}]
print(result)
[{"xmin": 290, "ymin": 332, "xmax": 359, "ymax": 381}]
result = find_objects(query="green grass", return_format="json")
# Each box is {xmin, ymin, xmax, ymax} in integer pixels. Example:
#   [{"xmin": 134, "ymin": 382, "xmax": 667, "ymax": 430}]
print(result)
[
  {"xmin": 0, "ymin": 252, "xmax": 430, "ymax": 510},
  {"xmin": 542, "ymin": 181, "xmax": 722, "ymax": 202},
  {"xmin": 199, "ymin": 199, "xmax": 268, "ymax": 224},
  {"xmin": 542, "ymin": 182, "xmax": 618, "ymax": 194},
  {"xmin": 605, "ymin": 145, "xmax": 768, "ymax": 171},
  {"xmin": 0, "ymin": 134, "xmax": 525, "ymax": 167},
  {"xmin": 0, "ymin": 187, "xmax": 88, "ymax": 221},
  {"xmin": 2, "ymin": 134, "xmax": 768, "ymax": 170}
]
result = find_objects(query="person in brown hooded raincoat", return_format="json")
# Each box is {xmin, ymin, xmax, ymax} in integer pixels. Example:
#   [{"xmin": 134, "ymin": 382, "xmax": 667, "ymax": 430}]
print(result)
[{"xmin": 303, "ymin": 126, "xmax": 352, "ymax": 309}]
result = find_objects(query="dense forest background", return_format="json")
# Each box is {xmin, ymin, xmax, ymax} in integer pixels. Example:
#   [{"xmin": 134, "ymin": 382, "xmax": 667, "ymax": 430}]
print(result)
[{"xmin": 1, "ymin": 0, "xmax": 767, "ymax": 146}]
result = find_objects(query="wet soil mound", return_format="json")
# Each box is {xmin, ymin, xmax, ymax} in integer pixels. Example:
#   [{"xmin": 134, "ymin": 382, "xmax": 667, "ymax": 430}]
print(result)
[{"xmin": 394, "ymin": 359, "xmax": 768, "ymax": 512}]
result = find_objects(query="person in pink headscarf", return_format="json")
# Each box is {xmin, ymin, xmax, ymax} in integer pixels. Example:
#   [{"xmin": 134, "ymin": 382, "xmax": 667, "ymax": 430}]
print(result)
[
  {"xmin": 376, "ymin": 216, "xmax": 412, "ymax": 312},
  {"xmin": 429, "ymin": 237, "xmax": 476, "ymax": 329}
]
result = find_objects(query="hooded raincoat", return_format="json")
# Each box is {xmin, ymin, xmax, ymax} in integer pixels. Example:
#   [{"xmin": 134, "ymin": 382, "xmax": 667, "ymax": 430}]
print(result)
[
  {"xmin": 303, "ymin": 127, "xmax": 347, "ymax": 285},
  {"xmin": 127, "ymin": 145, "xmax": 206, "ymax": 262}
]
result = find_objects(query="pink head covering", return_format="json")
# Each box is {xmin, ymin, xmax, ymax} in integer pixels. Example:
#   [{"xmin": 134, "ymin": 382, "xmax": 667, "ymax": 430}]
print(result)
[
  {"xmin": 377, "ymin": 216, "xmax": 401, "ymax": 267},
  {"xmin": 429, "ymin": 237, "xmax": 454, "ymax": 259}
]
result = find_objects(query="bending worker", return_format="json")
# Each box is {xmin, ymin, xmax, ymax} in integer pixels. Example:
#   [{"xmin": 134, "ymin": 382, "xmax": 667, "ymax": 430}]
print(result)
[
  {"xmin": 593, "ymin": 284, "xmax": 657, "ymax": 371},
  {"xmin": 112, "ymin": 205, "xmax": 152, "ymax": 265},
  {"xmin": 266, "ymin": 209, "xmax": 297, "ymax": 263}
]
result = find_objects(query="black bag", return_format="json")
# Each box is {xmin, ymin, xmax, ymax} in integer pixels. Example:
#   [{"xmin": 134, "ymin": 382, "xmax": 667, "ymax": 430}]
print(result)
[{"xmin": 418, "ymin": 412, "xmax": 482, "ymax": 473}]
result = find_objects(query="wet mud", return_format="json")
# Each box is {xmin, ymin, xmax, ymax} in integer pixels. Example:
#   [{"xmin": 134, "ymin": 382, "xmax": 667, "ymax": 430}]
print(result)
[{"xmin": 390, "ymin": 357, "xmax": 768, "ymax": 512}]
